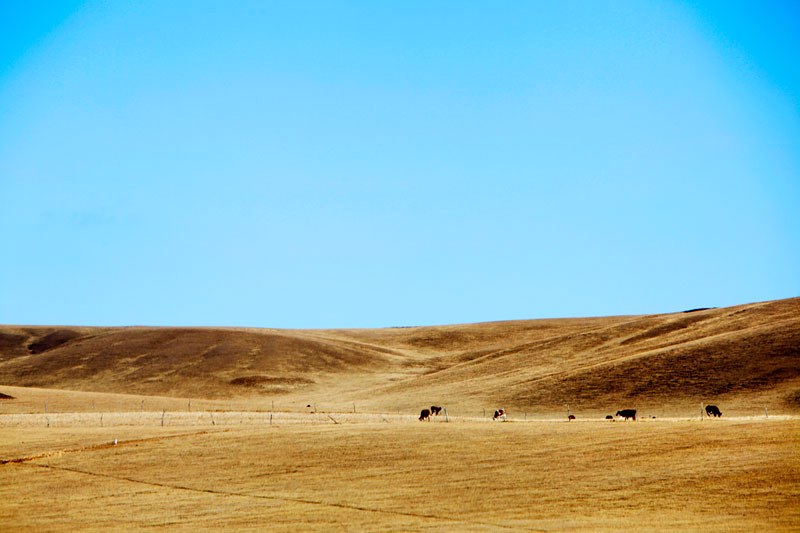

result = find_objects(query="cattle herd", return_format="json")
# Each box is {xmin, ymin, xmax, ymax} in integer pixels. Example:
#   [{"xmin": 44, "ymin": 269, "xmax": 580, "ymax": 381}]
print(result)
[{"xmin": 418, "ymin": 405, "xmax": 724, "ymax": 421}]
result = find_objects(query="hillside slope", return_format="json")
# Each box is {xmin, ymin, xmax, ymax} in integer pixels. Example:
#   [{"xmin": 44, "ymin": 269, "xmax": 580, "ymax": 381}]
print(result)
[
  {"xmin": 354, "ymin": 299, "xmax": 800, "ymax": 413},
  {"xmin": 1, "ymin": 298, "xmax": 798, "ymax": 413}
]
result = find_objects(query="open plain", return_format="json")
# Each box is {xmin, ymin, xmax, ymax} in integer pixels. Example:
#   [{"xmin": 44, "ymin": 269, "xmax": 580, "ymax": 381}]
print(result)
[{"xmin": 1, "ymin": 298, "xmax": 799, "ymax": 531}]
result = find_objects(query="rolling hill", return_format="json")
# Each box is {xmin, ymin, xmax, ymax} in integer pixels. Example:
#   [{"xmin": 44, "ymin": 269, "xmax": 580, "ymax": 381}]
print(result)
[{"xmin": 1, "ymin": 297, "xmax": 798, "ymax": 415}]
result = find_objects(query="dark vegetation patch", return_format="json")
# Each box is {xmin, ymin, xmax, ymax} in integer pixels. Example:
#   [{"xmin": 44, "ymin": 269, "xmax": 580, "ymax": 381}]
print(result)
[
  {"xmin": 0, "ymin": 392, "xmax": 15, "ymax": 400},
  {"xmin": 27, "ymin": 330, "xmax": 83, "ymax": 354},
  {"xmin": 0, "ymin": 332, "xmax": 31, "ymax": 360},
  {"xmin": 229, "ymin": 375, "xmax": 315, "ymax": 387},
  {"xmin": 786, "ymin": 390, "xmax": 800, "ymax": 407},
  {"xmin": 683, "ymin": 308, "xmax": 715, "ymax": 313},
  {"xmin": 0, "ymin": 333, "xmax": 28, "ymax": 351},
  {"xmin": 405, "ymin": 330, "xmax": 477, "ymax": 350},
  {"xmin": 620, "ymin": 314, "xmax": 714, "ymax": 346}
]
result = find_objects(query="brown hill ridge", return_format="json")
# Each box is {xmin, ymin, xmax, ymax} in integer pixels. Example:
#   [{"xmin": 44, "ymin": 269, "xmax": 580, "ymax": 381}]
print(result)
[{"xmin": 1, "ymin": 298, "xmax": 798, "ymax": 414}]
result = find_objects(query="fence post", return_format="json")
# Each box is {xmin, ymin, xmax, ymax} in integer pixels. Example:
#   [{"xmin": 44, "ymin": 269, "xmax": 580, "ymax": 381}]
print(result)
[
  {"xmin": 100, "ymin": 414, "xmax": 104, "ymax": 427},
  {"xmin": 764, "ymin": 407, "xmax": 769, "ymax": 418},
  {"xmin": 700, "ymin": 402, "xmax": 704, "ymax": 421},
  {"xmin": 161, "ymin": 410, "xmax": 166, "ymax": 427},
  {"xmin": 444, "ymin": 408, "xmax": 449, "ymax": 423}
]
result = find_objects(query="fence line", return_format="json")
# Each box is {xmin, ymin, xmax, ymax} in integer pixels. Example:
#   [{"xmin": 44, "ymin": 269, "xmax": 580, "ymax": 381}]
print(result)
[{"xmin": 0, "ymin": 408, "xmax": 800, "ymax": 429}]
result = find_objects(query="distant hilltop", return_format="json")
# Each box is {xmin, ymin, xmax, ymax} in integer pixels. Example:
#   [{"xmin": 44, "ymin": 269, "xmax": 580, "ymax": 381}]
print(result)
[{"xmin": 1, "ymin": 297, "xmax": 798, "ymax": 415}]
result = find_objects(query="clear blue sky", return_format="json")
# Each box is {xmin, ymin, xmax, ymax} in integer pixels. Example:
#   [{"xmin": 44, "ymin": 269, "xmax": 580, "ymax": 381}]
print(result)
[{"xmin": 1, "ymin": 1, "xmax": 798, "ymax": 328}]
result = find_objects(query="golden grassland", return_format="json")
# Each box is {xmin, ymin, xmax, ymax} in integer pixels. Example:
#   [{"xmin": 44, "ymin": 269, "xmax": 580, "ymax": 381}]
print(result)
[
  {"xmin": 1, "ymin": 298, "xmax": 798, "ymax": 416},
  {"xmin": 1, "ymin": 414, "xmax": 798, "ymax": 531},
  {"xmin": 1, "ymin": 297, "xmax": 799, "ymax": 530}
]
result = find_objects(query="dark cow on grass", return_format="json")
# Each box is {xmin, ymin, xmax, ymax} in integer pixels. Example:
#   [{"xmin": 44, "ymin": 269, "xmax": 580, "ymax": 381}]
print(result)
[
  {"xmin": 430, "ymin": 406, "xmax": 443, "ymax": 416},
  {"xmin": 568, "ymin": 414, "xmax": 576, "ymax": 421},
  {"xmin": 493, "ymin": 409, "xmax": 506, "ymax": 420},
  {"xmin": 616, "ymin": 409, "xmax": 637, "ymax": 421},
  {"xmin": 705, "ymin": 405, "xmax": 722, "ymax": 418},
  {"xmin": 605, "ymin": 415, "xmax": 614, "ymax": 420},
  {"xmin": 419, "ymin": 408, "xmax": 431, "ymax": 421}
]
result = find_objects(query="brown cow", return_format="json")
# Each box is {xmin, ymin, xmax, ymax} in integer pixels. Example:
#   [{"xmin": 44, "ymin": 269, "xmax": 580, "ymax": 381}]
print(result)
[{"xmin": 419, "ymin": 408, "xmax": 431, "ymax": 421}]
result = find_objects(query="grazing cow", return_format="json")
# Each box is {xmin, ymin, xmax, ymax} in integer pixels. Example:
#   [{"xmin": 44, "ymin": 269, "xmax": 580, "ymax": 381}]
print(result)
[
  {"xmin": 419, "ymin": 408, "xmax": 431, "ymax": 421},
  {"xmin": 616, "ymin": 409, "xmax": 637, "ymax": 421},
  {"xmin": 705, "ymin": 405, "xmax": 722, "ymax": 418},
  {"xmin": 430, "ymin": 406, "xmax": 443, "ymax": 416},
  {"xmin": 493, "ymin": 409, "xmax": 506, "ymax": 420},
  {"xmin": 568, "ymin": 414, "xmax": 576, "ymax": 421},
  {"xmin": 605, "ymin": 415, "xmax": 614, "ymax": 420}
]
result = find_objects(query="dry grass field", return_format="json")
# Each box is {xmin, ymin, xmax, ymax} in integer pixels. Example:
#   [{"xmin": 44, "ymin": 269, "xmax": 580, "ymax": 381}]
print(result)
[
  {"xmin": 1, "ymin": 297, "xmax": 798, "ymax": 530},
  {"xmin": 1, "ymin": 415, "xmax": 797, "ymax": 531}
]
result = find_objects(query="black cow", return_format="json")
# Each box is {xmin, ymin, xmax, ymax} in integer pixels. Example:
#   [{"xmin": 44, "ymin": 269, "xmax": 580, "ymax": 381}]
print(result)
[
  {"xmin": 430, "ymin": 406, "xmax": 443, "ymax": 416},
  {"xmin": 492, "ymin": 409, "xmax": 506, "ymax": 420},
  {"xmin": 568, "ymin": 414, "xmax": 576, "ymax": 421},
  {"xmin": 419, "ymin": 408, "xmax": 431, "ymax": 421},
  {"xmin": 616, "ymin": 409, "xmax": 637, "ymax": 421},
  {"xmin": 705, "ymin": 405, "xmax": 722, "ymax": 417},
  {"xmin": 605, "ymin": 415, "xmax": 614, "ymax": 420}
]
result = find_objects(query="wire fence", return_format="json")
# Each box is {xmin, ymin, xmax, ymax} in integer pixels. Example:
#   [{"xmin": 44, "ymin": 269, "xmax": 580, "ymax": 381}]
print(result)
[{"xmin": 0, "ymin": 408, "xmax": 794, "ymax": 429}]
